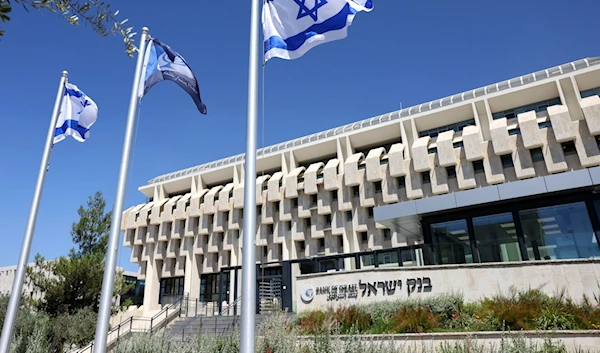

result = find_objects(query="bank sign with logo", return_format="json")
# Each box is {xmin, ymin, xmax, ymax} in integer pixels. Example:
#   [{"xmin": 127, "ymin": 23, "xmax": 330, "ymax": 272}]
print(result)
[{"xmin": 297, "ymin": 269, "xmax": 433, "ymax": 311}]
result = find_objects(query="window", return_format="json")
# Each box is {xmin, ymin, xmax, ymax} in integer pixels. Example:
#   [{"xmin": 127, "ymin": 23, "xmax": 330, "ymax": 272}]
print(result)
[
  {"xmin": 383, "ymin": 229, "xmax": 392, "ymax": 240},
  {"xmin": 473, "ymin": 160, "xmax": 484, "ymax": 173},
  {"xmin": 520, "ymin": 202, "xmax": 600, "ymax": 260},
  {"xmin": 297, "ymin": 240, "xmax": 306, "ymax": 252},
  {"xmin": 361, "ymin": 254, "xmax": 375, "ymax": 267},
  {"xmin": 561, "ymin": 141, "xmax": 577, "ymax": 155},
  {"xmin": 352, "ymin": 186, "xmax": 360, "ymax": 197},
  {"xmin": 311, "ymin": 195, "xmax": 318, "ymax": 208},
  {"xmin": 318, "ymin": 238, "xmax": 325, "ymax": 252},
  {"xmin": 492, "ymin": 97, "xmax": 561, "ymax": 120},
  {"xmin": 501, "ymin": 154, "xmax": 513, "ymax": 167},
  {"xmin": 374, "ymin": 181, "xmax": 382, "ymax": 193},
  {"xmin": 446, "ymin": 166, "xmax": 456, "ymax": 178},
  {"xmin": 377, "ymin": 251, "xmax": 399, "ymax": 267},
  {"xmin": 325, "ymin": 214, "xmax": 332, "ymax": 226},
  {"xmin": 580, "ymin": 87, "xmax": 600, "ymax": 98},
  {"xmin": 538, "ymin": 120, "xmax": 552, "ymax": 129},
  {"xmin": 360, "ymin": 232, "xmax": 368, "ymax": 244},
  {"xmin": 199, "ymin": 273, "xmax": 230, "ymax": 303},
  {"xmin": 421, "ymin": 172, "xmax": 431, "ymax": 183},
  {"xmin": 368, "ymin": 208, "xmax": 374, "ymax": 218},
  {"xmin": 430, "ymin": 219, "xmax": 473, "ymax": 265},
  {"xmin": 160, "ymin": 276, "xmax": 185, "ymax": 304},
  {"xmin": 331, "ymin": 190, "xmax": 338, "ymax": 202},
  {"xmin": 267, "ymin": 224, "xmax": 273, "ymax": 235},
  {"xmin": 453, "ymin": 141, "xmax": 464, "ymax": 149},
  {"xmin": 428, "ymin": 147, "xmax": 438, "ymax": 154},
  {"xmin": 397, "ymin": 176, "xmax": 406, "ymax": 188},
  {"xmin": 530, "ymin": 148, "xmax": 544, "ymax": 162},
  {"xmin": 418, "ymin": 118, "xmax": 476, "ymax": 138},
  {"xmin": 306, "ymin": 218, "xmax": 312, "ymax": 228},
  {"xmin": 345, "ymin": 211, "xmax": 353, "ymax": 222},
  {"xmin": 472, "ymin": 212, "xmax": 522, "ymax": 263}
]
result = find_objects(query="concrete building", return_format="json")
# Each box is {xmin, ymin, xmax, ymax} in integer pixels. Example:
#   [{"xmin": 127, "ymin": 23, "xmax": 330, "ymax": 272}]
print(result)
[{"xmin": 122, "ymin": 57, "xmax": 600, "ymax": 316}]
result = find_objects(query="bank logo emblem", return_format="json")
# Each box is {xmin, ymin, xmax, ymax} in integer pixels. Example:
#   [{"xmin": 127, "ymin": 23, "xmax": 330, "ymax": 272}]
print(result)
[{"xmin": 300, "ymin": 285, "xmax": 315, "ymax": 303}]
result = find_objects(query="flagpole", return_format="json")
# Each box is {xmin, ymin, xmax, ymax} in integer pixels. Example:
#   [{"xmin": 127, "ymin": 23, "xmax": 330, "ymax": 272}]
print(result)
[
  {"xmin": 92, "ymin": 27, "xmax": 149, "ymax": 353},
  {"xmin": 0, "ymin": 71, "xmax": 68, "ymax": 353},
  {"xmin": 240, "ymin": 0, "xmax": 261, "ymax": 352}
]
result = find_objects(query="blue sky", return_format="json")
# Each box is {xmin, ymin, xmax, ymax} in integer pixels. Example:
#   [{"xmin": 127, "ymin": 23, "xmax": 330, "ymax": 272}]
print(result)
[{"xmin": 0, "ymin": 0, "xmax": 598, "ymax": 272}]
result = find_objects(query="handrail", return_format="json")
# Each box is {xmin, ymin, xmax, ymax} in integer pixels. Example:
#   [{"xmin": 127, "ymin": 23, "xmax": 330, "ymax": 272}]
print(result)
[
  {"xmin": 219, "ymin": 295, "xmax": 242, "ymax": 316},
  {"xmin": 167, "ymin": 296, "xmax": 242, "ymax": 341},
  {"xmin": 68, "ymin": 295, "xmax": 186, "ymax": 353}
]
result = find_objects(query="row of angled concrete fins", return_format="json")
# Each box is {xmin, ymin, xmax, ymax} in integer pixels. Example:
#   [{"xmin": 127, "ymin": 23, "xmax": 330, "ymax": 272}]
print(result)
[{"xmin": 121, "ymin": 96, "xmax": 600, "ymax": 279}]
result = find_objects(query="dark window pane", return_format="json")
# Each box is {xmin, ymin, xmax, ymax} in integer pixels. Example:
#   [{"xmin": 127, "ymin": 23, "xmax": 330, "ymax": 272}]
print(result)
[
  {"xmin": 430, "ymin": 219, "xmax": 473, "ymax": 264},
  {"xmin": 519, "ymin": 202, "xmax": 600, "ymax": 260},
  {"xmin": 472, "ymin": 212, "xmax": 522, "ymax": 263}
]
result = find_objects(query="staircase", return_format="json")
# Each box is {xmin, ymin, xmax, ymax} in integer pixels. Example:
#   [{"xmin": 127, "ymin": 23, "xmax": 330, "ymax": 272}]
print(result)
[{"xmin": 164, "ymin": 313, "xmax": 293, "ymax": 343}]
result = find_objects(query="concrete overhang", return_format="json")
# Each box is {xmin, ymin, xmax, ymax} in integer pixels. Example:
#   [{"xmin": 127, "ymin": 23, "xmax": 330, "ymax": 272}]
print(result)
[{"xmin": 374, "ymin": 166, "xmax": 600, "ymax": 241}]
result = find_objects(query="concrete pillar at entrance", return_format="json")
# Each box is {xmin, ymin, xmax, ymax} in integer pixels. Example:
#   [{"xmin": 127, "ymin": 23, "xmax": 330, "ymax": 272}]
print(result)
[
  {"xmin": 183, "ymin": 238, "xmax": 201, "ymax": 300},
  {"xmin": 142, "ymin": 243, "xmax": 162, "ymax": 316}
]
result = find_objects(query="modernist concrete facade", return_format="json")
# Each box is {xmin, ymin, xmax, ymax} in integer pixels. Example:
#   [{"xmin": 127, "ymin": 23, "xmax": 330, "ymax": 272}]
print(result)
[{"xmin": 122, "ymin": 57, "xmax": 600, "ymax": 316}]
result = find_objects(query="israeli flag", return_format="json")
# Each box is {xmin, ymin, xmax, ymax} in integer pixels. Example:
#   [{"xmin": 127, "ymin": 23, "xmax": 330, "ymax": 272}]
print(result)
[
  {"xmin": 138, "ymin": 39, "xmax": 207, "ymax": 114},
  {"xmin": 263, "ymin": 0, "xmax": 373, "ymax": 62},
  {"xmin": 53, "ymin": 83, "xmax": 98, "ymax": 144}
]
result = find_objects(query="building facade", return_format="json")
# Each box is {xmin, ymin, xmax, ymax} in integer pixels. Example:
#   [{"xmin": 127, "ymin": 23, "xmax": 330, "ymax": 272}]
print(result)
[{"xmin": 122, "ymin": 57, "xmax": 600, "ymax": 316}]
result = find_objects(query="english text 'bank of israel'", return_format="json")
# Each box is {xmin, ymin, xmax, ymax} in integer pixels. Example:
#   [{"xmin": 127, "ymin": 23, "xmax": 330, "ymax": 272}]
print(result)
[{"xmin": 121, "ymin": 57, "xmax": 600, "ymax": 316}]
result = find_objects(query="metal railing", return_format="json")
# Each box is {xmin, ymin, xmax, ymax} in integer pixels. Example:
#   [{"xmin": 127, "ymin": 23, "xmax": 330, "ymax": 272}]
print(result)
[
  {"xmin": 167, "ymin": 296, "xmax": 242, "ymax": 342},
  {"xmin": 67, "ymin": 296, "xmax": 185, "ymax": 353}
]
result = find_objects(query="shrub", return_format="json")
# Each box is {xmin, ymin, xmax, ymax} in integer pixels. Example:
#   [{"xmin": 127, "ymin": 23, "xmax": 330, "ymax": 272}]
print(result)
[
  {"xmin": 478, "ymin": 288, "xmax": 547, "ymax": 331},
  {"xmin": 331, "ymin": 305, "xmax": 372, "ymax": 334},
  {"xmin": 257, "ymin": 312, "xmax": 298, "ymax": 353},
  {"xmin": 295, "ymin": 309, "xmax": 334, "ymax": 335},
  {"xmin": 390, "ymin": 305, "xmax": 440, "ymax": 333}
]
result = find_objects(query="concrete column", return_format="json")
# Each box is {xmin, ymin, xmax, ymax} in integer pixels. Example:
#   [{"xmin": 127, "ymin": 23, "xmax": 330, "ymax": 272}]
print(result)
[
  {"xmin": 142, "ymin": 243, "xmax": 161, "ymax": 316},
  {"xmin": 183, "ymin": 238, "xmax": 200, "ymax": 299}
]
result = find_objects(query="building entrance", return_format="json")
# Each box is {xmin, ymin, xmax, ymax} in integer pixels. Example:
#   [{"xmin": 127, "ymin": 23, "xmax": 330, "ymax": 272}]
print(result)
[{"xmin": 257, "ymin": 266, "xmax": 282, "ymax": 314}]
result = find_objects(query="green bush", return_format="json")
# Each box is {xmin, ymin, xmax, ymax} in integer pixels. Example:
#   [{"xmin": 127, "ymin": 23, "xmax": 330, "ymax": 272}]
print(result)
[{"xmin": 293, "ymin": 288, "xmax": 600, "ymax": 334}]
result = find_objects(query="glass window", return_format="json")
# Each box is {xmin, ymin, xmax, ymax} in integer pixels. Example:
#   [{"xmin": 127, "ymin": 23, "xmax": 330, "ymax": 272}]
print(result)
[
  {"xmin": 519, "ymin": 202, "xmax": 600, "ymax": 260},
  {"xmin": 159, "ymin": 276, "xmax": 184, "ymax": 304},
  {"xmin": 399, "ymin": 248, "xmax": 418, "ymax": 267},
  {"xmin": 430, "ymin": 219, "xmax": 473, "ymax": 264},
  {"xmin": 580, "ymin": 87, "xmax": 600, "ymax": 99},
  {"xmin": 361, "ymin": 254, "xmax": 375, "ymax": 268},
  {"xmin": 472, "ymin": 212, "xmax": 522, "ymax": 263},
  {"xmin": 377, "ymin": 251, "xmax": 399, "ymax": 267}
]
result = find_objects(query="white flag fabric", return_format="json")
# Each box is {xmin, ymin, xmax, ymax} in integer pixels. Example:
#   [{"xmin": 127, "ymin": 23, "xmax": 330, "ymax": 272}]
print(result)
[
  {"xmin": 53, "ymin": 83, "xmax": 98, "ymax": 144},
  {"xmin": 263, "ymin": 0, "xmax": 373, "ymax": 62}
]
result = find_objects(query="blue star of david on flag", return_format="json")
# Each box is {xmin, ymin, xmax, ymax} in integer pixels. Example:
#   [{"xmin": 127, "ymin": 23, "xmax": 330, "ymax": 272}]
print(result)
[
  {"xmin": 54, "ymin": 83, "xmax": 98, "ymax": 144},
  {"xmin": 294, "ymin": 0, "xmax": 327, "ymax": 21},
  {"xmin": 263, "ymin": 0, "xmax": 373, "ymax": 62},
  {"xmin": 138, "ymin": 38, "xmax": 207, "ymax": 114}
]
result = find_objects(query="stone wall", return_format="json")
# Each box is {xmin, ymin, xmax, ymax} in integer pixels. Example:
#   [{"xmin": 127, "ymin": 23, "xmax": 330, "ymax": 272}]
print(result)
[{"xmin": 295, "ymin": 259, "xmax": 600, "ymax": 312}]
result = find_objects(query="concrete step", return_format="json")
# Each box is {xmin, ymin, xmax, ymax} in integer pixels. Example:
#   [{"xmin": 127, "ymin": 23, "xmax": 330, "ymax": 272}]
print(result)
[{"xmin": 164, "ymin": 313, "xmax": 294, "ymax": 342}]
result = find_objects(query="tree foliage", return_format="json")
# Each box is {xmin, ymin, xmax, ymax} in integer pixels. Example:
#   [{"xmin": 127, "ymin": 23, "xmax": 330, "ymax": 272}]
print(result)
[
  {"xmin": 28, "ymin": 191, "xmax": 131, "ymax": 316},
  {"xmin": 0, "ymin": 0, "xmax": 136, "ymax": 56}
]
